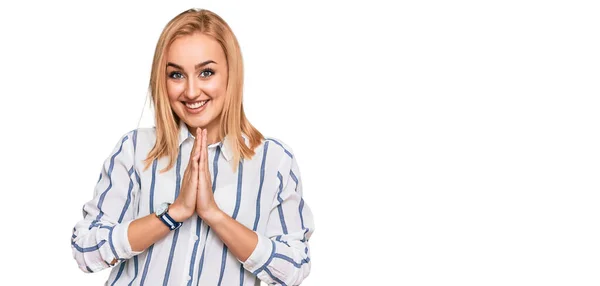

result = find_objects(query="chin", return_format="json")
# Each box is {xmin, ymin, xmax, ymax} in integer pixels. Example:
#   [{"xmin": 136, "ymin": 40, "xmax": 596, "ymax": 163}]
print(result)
[{"xmin": 185, "ymin": 116, "xmax": 213, "ymax": 129}]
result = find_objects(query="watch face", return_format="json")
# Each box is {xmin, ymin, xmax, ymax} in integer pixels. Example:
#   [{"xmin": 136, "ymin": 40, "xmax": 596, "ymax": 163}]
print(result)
[{"xmin": 156, "ymin": 203, "xmax": 169, "ymax": 216}]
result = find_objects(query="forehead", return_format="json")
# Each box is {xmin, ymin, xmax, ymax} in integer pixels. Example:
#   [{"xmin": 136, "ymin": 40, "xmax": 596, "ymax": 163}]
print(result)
[{"xmin": 166, "ymin": 33, "xmax": 225, "ymax": 65}]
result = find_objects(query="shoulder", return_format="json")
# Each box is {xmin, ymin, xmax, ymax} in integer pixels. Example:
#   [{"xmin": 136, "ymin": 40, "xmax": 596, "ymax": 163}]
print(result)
[
  {"xmin": 123, "ymin": 127, "xmax": 157, "ymax": 151},
  {"xmin": 263, "ymin": 136, "xmax": 298, "ymax": 170},
  {"xmin": 105, "ymin": 127, "xmax": 156, "ymax": 158},
  {"xmin": 263, "ymin": 136, "xmax": 295, "ymax": 158},
  {"xmin": 128, "ymin": 127, "xmax": 156, "ymax": 140},
  {"xmin": 112, "ymin": 127, "xmax": 156, "ymax": 141},
  {"xmin": 262, "ymin": 137, "xmax": 305, "ymax": 190}
]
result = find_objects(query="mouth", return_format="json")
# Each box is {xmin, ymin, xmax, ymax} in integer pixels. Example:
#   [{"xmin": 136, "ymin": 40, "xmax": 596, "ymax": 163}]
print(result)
[
  {"xmin": 184, "ymin": 99, "xmax": 210, "ymax": 109},
  {"xmin": 182, "ymin": 99, "xmax": 210, "ymax": 114}
]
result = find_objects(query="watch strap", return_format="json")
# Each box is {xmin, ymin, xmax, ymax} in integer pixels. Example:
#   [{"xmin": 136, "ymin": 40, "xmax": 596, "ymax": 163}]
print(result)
[{"xmin": 158, "ymin": 210, "xmax": 182, "ymax": 230}]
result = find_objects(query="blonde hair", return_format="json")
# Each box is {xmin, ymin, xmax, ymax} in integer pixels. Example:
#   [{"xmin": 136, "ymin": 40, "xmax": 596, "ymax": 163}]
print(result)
[{"xmin": 142, "ymin": 8, "xmax": 263, "ymax": 173}]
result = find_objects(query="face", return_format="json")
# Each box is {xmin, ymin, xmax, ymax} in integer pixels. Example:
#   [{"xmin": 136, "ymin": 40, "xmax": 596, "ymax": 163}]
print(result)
[{"xmin": 165, "ymin": 33, "xmax": 228, "ymax": 132}]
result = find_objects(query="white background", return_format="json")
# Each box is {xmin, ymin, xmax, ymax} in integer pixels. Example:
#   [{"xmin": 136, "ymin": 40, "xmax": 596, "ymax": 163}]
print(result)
[{"xmin": 0, "ymin": 0, "xmax": 599, "ymax": 285}]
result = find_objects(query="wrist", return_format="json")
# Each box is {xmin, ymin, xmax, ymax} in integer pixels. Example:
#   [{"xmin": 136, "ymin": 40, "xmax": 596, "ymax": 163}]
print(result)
[
  {"xmin": 199, "ymin": 208, "xmax": 225, "ymax": 226},
  {"xmin": 169, "ymin": 201, "xmax": 192, "ymax": 222}
]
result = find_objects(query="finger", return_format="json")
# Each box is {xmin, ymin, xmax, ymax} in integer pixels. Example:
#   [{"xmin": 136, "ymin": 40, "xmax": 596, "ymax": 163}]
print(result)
[
  {"xmin": 202, "ymin": 129, "xmax": 209, "ymax": 172},
  {"xmin": 198, "ymin": 128, "xmax": 206, "ymax": 173},
  {"xmin": 203, "ymin": 129, "xmax": 212, "ymax": 184},
  {"xmin": 185, "ymin": 135, "xmax": 200, "ymax": 182},
  {"xmin": 192, "ymin": 128, "xmax": 202, "ymax": 158},
  {"xmin": 186, "ymin": 129, "xmax": 201, "ymax": 183},
  {"xmin": 188, "ymin": 130, "xmax": 199, "ymax": 168},
  {"xmin": 192, "ymin": 146, "xmax": 200, "ymax": 174},
  {"xmin": 190, "ymin": 132, "xmax": 200, "ymax": 187}
]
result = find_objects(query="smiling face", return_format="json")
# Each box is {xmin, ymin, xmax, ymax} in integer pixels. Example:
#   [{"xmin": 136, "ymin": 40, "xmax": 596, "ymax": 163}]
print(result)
[{"xmin": 166, "ymin": 32, "xmax": 228, "ymax": 134}]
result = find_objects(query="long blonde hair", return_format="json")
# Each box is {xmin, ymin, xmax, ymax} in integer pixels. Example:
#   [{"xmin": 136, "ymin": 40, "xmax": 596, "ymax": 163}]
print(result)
[{"xmin": 142, "ymin": 8, "xmax": 263, "ymax": 173}]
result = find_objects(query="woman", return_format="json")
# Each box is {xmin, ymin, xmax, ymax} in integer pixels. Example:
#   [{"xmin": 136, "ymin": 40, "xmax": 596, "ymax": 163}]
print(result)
[{"xmin": 71, "ymin": 8, "xmax": 314, "ymax": 286}]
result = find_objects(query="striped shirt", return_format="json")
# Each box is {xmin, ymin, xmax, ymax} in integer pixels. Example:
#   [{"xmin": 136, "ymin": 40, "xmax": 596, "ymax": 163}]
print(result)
[{"xmin": 71, "ymin": 120, "xmax": 314, "ymax": 286}]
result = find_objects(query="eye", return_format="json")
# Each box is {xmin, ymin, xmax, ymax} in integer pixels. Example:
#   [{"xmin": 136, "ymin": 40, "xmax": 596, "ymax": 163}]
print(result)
[
  {"xmin": 168, "ymin": 71, "xmax": 184, "ymax": 79},
  {"xmin": 199, "ymin": 68, "xmax": 214, "ymax": 78}
]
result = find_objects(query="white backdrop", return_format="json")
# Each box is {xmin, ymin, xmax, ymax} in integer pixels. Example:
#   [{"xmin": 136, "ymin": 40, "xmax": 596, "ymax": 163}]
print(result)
[{"xmin": 0, "ymin": 0, "xmax": 599, "ymax": 285}]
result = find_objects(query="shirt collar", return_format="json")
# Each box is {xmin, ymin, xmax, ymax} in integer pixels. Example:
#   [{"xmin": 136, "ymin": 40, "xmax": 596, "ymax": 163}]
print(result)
[{"xmin": 177, "ymin": 120, "xmax": 248, "ymax": 162}]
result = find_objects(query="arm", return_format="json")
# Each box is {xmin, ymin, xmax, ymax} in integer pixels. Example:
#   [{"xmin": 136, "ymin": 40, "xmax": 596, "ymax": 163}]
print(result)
[
  {"xmin": 202, "ymin": 210, "xmax": 258, "ymax": 262},
  {"xmin": 71, "ymin": 130, "xmax": 200, "ymax": 272},
  {"xmin": 71, "ymin": 131, "xmax": 142, "ymax": 272},
  {"xmin": 204, "ymin": 153, "xmax": 315, "ymax": 286},
  {"xmin": 127, "ymin": 127, "xmax": 204, "ymax": 251},
  {"xmin": 126, "ymin": 207, "xmax": 181, "ymax": 252}
]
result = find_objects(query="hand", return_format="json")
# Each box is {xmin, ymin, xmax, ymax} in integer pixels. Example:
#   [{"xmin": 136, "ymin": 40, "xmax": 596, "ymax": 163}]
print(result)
[
  {"xmin": 170, "ymin": 128, "xmax": 203, "ymax": 222},
  {"xmin": 196, "ymin": 128, "xmax": 221, "ymax": 219}
]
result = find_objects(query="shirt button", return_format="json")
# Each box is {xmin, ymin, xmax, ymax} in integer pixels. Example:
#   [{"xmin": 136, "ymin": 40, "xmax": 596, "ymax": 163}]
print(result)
[
  {"xmin": 187, "ymin": 275, "xmax": 192, "ymax": 281},
  {"xmin": 194, "ymin": 235, "xmax": 199, "ymax": 241}
]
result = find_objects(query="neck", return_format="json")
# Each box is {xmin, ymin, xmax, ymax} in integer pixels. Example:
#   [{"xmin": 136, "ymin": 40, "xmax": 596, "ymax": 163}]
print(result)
[{"xmin": 187, "ymin": 120, "xmax": 221, "ymax": 145}]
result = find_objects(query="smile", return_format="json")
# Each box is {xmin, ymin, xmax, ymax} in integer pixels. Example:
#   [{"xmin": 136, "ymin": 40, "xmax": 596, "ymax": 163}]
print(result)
[{"xmin": 184, "ymin": 100, "xmax": 210, "ymax": 109}]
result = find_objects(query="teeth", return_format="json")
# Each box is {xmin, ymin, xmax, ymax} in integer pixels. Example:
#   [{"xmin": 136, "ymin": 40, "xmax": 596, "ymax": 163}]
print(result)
[{"xmin": 185, "ymin": 100, "xmax": 208, "ymax": 109}]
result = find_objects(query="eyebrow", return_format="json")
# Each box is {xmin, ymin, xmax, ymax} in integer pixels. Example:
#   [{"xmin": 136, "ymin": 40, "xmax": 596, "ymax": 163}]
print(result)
[{"xmin": 166, "ymin": 60, "xmax": 217, "ymax": 70}]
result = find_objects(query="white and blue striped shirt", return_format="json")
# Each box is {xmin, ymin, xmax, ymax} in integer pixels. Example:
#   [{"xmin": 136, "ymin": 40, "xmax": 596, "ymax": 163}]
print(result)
[{"xmin": 71, "ymin": 120, "xmax": 314, "ymax": 286}]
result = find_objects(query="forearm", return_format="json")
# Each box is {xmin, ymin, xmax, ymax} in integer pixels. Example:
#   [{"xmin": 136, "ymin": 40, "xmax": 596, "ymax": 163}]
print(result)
[
  {"xmin": 128, "ymin": 203, "xmax": 188, "ymax": 252},
  {"xmin": 127, "ymin": 214, "xmax": 170, "ymax": 252},
  {"xmin": 203, "ymin": 209, "xmax": 258, "ymax": 262},
  {"xmin": 127, "ymin": 127, "xmax": 199, "ymax": 253}
]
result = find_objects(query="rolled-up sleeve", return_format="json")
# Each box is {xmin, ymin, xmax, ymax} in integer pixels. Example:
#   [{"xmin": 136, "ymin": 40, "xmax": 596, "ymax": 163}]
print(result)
[
  {"xmin": 242, "ymin": 152, "xmax": 315, "ymax": 285},
  {"xmin": 71, "ymin": 131, "xmax": 142, "ymax": 273}
]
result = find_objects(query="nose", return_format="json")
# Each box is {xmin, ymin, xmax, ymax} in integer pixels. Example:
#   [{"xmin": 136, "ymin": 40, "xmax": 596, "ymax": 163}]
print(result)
[{"xmin": 185, "ymin": 77, "xmax": 201, "ymax": 99}]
